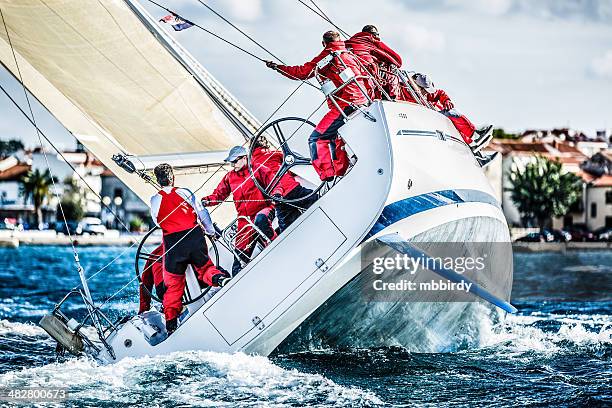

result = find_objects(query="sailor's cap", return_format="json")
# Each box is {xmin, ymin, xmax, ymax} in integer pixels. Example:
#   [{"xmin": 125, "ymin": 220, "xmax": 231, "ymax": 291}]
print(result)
[
  {"xmin": 224, "ymin": 145, "xmax": 247, "ymax": 162},
  {"xmin": 413, "ymin": 73, "xmax": 435, "ymax": 93}
]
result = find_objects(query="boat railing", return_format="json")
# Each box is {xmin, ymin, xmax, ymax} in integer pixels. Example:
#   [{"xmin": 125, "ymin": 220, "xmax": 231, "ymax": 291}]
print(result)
[
  {"xmin": 393, "ymin": 68, "xmax": 436, "ymax": 109},
  {"xmin": 40, "ymin": 288, "xmax": 120, "ymax": 358},
  {"xmin": 315, "ymin": 50, "xmax": 374, "ymax": 121},
  {"xmin": 221, "ymin": 215, "xmax": 272, "ymax": 268}
]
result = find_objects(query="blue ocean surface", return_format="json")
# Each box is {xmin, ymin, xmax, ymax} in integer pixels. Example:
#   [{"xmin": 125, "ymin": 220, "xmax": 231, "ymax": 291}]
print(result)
[{"xmin": 0, "ymin": 246, "xmax": 610, "ymax": 407}]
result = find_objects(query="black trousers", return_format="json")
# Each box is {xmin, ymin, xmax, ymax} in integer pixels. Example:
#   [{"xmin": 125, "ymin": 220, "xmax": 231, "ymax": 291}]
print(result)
[
  {"xmin": 162, "ymin": 227, "xmax": 209, "ymax": 275},
  {"xmin": 276, "ymin": 185, "xmax": 317, "ymax": 233}
]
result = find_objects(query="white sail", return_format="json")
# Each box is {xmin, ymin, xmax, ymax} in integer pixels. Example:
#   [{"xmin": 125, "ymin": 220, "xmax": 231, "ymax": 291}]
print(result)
[{"xmin": 0, "ymin": 0, "xmax": 259, "ymax": 203}]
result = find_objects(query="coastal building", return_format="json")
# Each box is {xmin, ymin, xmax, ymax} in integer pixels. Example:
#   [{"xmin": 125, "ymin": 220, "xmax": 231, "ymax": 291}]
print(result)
[
  {"xmin": 31, "ymin": 148, "xmax": 104, "ymax": 217},
  {"xmin": 579, "ymin": 150, "xmax": 612, "ymax": 230},
  {"xmin": 0, "ymin": 156, "xmax": 32, "ymax": 226},
  {"xmin": 100, "ymin": 169, "xmax": 150, "ymax": 229},
  {"xmin": 487, "ymin": 136, "xmax": 612, "ymax": 230}
]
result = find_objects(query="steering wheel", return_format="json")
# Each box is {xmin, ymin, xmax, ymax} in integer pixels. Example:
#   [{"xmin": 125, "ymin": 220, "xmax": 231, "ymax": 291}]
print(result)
[
  {"xmin": 248, "ymin": 117, "xmax": 326, "ymax": 204},
  {"xmin": 135, "ymin": 226, "xmax": 220, "ymax": 305}
]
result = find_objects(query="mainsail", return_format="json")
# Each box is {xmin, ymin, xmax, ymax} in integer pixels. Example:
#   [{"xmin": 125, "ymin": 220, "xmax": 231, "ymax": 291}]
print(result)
[{"xmin": 0, "ymin": 0, "xmax": 259, "ymax": 203}]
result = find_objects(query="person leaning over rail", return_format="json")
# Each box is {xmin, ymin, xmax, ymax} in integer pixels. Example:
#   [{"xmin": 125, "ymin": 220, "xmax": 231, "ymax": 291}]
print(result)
[
  {"xmin": 346, "ymin": 24, "xmax": 404, "ymax": 100},
  {"xmin": 202, "ymin": 146, "xmax": 279, "ymax": 276},
  {"xmin": 264, "ymin": 30, "xmax": 367, "ymax": 181},
  {"xmin": 151, "ymin": 163, "xmax": 230, "ymax": 334},
  {"xmin": 410, "ymin": 73, "xmax": 496, "ymax": 166}
]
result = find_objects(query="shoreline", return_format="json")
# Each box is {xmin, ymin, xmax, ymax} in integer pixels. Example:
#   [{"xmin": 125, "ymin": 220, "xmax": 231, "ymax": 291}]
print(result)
[
  {"xmin": 512, "ymin": 241, "xmax": 611, "ymax": 252},
  {"xmin": 0, "ymin": 232, "xmax": 609, "ymax": 251},
  {"xmin": 0, "ymin": 231, "xmax": 162, "ymax": 248}
]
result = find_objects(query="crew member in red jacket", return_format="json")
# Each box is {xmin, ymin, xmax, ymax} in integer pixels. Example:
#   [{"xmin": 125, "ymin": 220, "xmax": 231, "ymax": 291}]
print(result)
[
  {"xmin": 150, "ymin": 163, "xmax": 230, "ymax": 333},
  {"xmin": 251, "ymin": 140, "xmax": 318, "ymax": 232},
  {"xmin": 412, "ymin": 73, "xmax": 493, "ymax": 145},
  {"xmin": 202, "ymin": 146, "xmax": 282, "ymax": 275},
  {"xmin": 346, "ymin": 25, "xmax": 403, "ymax": 99},
  {"xmin": 264, "ymin": 31, "xmax": 368, "ymax": 181}
]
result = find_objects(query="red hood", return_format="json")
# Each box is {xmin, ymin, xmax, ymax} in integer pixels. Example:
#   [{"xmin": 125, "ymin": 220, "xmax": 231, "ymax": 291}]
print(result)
[
  {"xmin": 347, "ymin": 31, "xmax": 377, "ymax": 46},
  {"xmin": 324, "ymin": 40, "xmax": 348, "ymax": 52}
]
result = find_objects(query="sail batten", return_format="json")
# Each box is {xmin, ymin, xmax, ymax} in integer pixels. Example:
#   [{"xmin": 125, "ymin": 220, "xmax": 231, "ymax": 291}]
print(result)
[{"xmin": 0, "ymin": 0, "xmax": 258, "ymax": 203}]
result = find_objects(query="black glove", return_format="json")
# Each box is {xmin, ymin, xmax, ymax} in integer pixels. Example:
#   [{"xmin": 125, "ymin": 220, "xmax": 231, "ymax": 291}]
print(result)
[
  {"xmin": 272, "ymin": 193, "xmax": 282, "ymax": 202},
  {"xmin": 265, "ymin": 60, "xmax": 278, "ymax": 70}
]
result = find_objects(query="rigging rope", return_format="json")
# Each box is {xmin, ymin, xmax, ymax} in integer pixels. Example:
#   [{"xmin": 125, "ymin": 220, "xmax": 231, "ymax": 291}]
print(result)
[
  {"xmin": 145, "ymin": 0, "xmax": 266, "ymax": 62},
  {"xmin": 296, "ymin": 0, "xmax": 350, "ymax": 38},
  {"xmin": 0, "ymin": 8, "xmax": 79, "ymax": 263},
  {"xmin": 194, "ymin": 0, "xmax": 286, "ymax": 64},
  {"xmin": 144, "ymin": 0, "xmax": 328, "ymax": 94},
  {"xmin": 0, "ymin": 0, "xmax": 346, "ymax": 304}
]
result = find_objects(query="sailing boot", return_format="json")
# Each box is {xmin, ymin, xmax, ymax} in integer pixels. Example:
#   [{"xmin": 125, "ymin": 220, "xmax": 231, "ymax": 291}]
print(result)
[
  {"xmin": 475, "ymin": 151, "xmax": 498, "ymax": 167},
  {"xmin": 470, "ymin": 124, "xmax": 494, "ymax": 152},
  {"xmin": 166, "ymin": 318, "xmax": 177, "ymax": 335},
  {"xmin": 212, "ymin": 269, "xmax": 232, "ymax": 287}
]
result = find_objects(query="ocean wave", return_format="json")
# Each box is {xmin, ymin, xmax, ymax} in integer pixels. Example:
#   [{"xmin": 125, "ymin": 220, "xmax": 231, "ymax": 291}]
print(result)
[
  {"xmin": 0, "ymin": 320, "xmax": 47, "ymax": 337},
  {"xmin": 0, "ymin": 351, "xmax": 383, "ymax": 407},
  {"xmin": 477, "ymin": 311, "xmax": 612, "ymax": 357}
]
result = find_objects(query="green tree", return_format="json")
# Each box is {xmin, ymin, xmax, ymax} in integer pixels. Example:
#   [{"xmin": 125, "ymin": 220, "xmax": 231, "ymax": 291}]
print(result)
[
  {"xmin": 509, "ymin": 156, "xmax": 583, "ymax": 231},
  {"xmin": 0, "ymin": 139, "xmax": 25, "ymax": 158},
  {"xmin": 57, "ymin": 199, "xmax": 84, "ymax": 222},
  {"xmin": 129, "ymin": 216, "xmax": 144, "ymax": 232},
  {"xmin": 492, "ymin": 128, "xmax": 518, "ymax": 140},
  {"xmin": 20, "ymin": 169, "xmax": 53, "ymax": 228},
  {"xmin": 57, "ymin": 177, "xmax": 85, "ymax": 222}
]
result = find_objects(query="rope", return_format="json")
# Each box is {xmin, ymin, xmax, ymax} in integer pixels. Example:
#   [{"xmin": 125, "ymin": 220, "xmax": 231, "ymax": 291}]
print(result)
[
  {"xmin": 0, "ymin": 8, "xmax": 81, "ymax": 261},
  {"xmin": 145, "ymin": 0, "xmax": 328, "ymax": 94},
  {"xmin": 296, "ymin": 0, "xmax": 350, "ymax": 38},
  {"xmin": 145, "ymin": 0, "xmax": 266, "ymax": 62},
  {"xmin": 0, "ymin": 24, "xmax": 132, "ymax": 235},
  {"xmin": 194, "ymin": 0, "xmax": 286, "ymax": 64}
]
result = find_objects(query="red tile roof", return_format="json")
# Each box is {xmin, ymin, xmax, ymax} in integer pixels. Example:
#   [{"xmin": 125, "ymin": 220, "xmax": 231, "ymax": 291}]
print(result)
[
  {"xmin": 575, "ymin": 170, "xmax": 596, "ymax": 183},
  {"xmin": 591, "ymin": 174, "xmax": 612, "ymax": 187},
  {"xmin": 0, "ymin": 164, "xmax": 30, "ymax": 181}
]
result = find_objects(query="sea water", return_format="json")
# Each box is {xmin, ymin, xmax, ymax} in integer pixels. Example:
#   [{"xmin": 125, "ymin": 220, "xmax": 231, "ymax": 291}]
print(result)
[{"xmin": 0, "ymin": 246, "xmax": 610, "ymax": 407}]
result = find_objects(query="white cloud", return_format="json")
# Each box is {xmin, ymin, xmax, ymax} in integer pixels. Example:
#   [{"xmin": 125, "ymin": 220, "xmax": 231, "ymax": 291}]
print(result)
[
  {"xmin": 387, "ymin": 24, "xmax": 446, "ymax": 53},
  {"xmin": 446, "ymin": 0, "xmax": 513, "ymax": 16},
  {"xmin": 590, "ymin": 50, "xmax": 612, "ymax": 78},
  {"xmin": 219, "ymin": 0, "xmax": 263, "ymax": 22}
]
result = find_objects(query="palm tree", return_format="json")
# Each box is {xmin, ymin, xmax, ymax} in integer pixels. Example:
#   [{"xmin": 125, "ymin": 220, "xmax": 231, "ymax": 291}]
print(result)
[
  {"xmin": 21, "ymin": 169, "xmax": 54, "ymax": 228},
  {"xmin": 509, "ymin": 156, "xmax": 583, "ymax": 231}
]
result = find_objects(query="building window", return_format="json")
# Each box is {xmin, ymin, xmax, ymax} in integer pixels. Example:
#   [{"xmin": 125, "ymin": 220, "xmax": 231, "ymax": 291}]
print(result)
[
  {"xmin": 590, "ymin": 203, "xmax": 597, "ymax": 218},
  {"xmin": 606, "ymin": 216, "xmax": 612, "ymax": 229},
  {"xmin": 606, "ymin": 190, "xmax": 612, "ymax": 204}
]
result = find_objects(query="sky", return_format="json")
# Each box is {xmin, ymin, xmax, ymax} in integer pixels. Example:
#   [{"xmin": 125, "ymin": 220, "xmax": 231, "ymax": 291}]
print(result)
[{"xmin": 0, "ymin": 0, "xmax": 611, "ymax": 150}]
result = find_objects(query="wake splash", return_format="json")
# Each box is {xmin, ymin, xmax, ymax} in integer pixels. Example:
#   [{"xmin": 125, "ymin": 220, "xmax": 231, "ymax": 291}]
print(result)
[
  {"xmin": 0, "ymin": 351, "xmax": 383, "ymax": 407},
  {"xmin": 477, "ymin": 311, "xmax": 612, "ymax": 358}
]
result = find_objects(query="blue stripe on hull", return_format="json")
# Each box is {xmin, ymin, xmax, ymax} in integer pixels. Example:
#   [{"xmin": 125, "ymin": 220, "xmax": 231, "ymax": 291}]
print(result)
[{"xmin": 366, "ymin": 189, "xmax": 500, "ymax": 240}]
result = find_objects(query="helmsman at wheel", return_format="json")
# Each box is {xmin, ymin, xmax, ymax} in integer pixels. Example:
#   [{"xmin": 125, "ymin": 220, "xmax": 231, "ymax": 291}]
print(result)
[{"xmin": 150, "ymin": 163, "xmax": 230, "ymax": 334}]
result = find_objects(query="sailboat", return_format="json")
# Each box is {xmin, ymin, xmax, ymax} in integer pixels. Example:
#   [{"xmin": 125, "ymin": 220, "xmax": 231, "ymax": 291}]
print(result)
[{"xmin": 0, "ymin": 0, "xmax": 514, "ymax": 362}]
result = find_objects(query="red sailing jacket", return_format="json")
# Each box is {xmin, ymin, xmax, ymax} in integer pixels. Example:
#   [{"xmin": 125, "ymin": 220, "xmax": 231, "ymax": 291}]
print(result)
[
  {"xmin": 276, "ymin": 41, "xmax": 367, "ymax": 110},
  {"xmin": 202, "ymin": 165, "xmax": 277, "ymax": 217},
  {"xmin": 346, "ymin": 31, "xmax": 403, "ymax": 67},
  {"xmin": 425, "ymin": 89, "xmax": 452, "ymax": 110},
  {"xmin": 156, "ymin": 188, "xmax": 198, "ymax": 234},
  {"xmin": 251, "ymin": 147, "xmax": 300, "ymax": 195}
]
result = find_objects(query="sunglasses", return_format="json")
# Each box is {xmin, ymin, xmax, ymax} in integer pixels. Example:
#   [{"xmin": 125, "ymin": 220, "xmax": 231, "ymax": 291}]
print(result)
[{"xmin": 230, "ymin": 156, "xmax": 245, "ymax": 164}]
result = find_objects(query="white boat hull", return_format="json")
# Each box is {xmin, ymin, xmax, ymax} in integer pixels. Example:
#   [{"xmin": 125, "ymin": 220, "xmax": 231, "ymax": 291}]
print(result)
[{"xmin": 97, "ymin": 101, "xmax": 513, "ymax": 362}]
